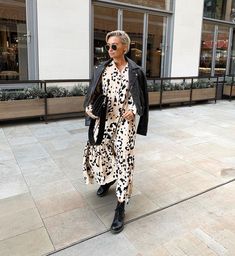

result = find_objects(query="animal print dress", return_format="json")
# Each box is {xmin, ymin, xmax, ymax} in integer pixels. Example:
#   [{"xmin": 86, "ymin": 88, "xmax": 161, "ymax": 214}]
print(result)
[{"xmin": 83, "ymin": 60, "xmax": 137, "ymax": 203}]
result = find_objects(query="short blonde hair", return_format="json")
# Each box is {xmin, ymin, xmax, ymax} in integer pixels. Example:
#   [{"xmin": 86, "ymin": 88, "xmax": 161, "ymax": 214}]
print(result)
[{"xmin": 106, "ymin": 30, "xmax": 131, "ymax": 53}]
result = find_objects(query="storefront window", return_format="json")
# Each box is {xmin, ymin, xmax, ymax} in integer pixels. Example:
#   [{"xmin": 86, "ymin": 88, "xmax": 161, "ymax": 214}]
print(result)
[
  {"xmin": 199, "ymin": 22, "xmax": 230, "ymax": 76},
  {"xmin": 147, "ymin": 15, "xmax": 166, "ymax": 77},
  {"xmin": 93, "ymin": 6, "xmax": 118, "ymax": 66},
  {"xmin": 215, "ymin": 26, "xmax": 229, "ymax": 75},
  {"xmin": 199, "ymin": 23, "xmax": 214, "ymax": 76},
  {"xmin": 204, "ymin": 0, "xmax": 235, "ymax": 22},
  {"xmin": 93, "ymin": 4, "xmax": 169, "ymax": 77},
  {"xmin": 0, "ymin": 0, "xmax": 28, "ymax": 80},
  {"xmin": 123, "ymin": 10, "xmax": 144, "ymax": 67},
  {"xmin": 112, "ymin": 0, "xmax": 172, "ymax": 11}
]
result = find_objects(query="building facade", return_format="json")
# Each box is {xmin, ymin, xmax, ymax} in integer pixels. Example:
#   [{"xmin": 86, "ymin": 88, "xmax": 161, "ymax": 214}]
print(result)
[{"xmin": 0, "ymin": 0, "xmax": 235, "ymax": 80}]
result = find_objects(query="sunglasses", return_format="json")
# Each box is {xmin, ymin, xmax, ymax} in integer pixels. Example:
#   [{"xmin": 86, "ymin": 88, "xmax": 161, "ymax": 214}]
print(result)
[{"xmin": 105, "ymin": 44, "xmax": 117, "ymax": 51}]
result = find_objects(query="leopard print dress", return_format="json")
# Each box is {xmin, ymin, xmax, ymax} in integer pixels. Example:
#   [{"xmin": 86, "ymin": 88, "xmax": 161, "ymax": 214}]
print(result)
[{"xmin": 83, "ymin": 60, "xmax": 137, "ymax": 203}]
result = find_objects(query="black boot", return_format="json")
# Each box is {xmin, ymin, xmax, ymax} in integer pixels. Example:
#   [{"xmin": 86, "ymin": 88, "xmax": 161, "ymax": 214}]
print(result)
[
  {"xmin": 97, "ymin": 180, "xmax": 116, "ymax": 197},
  {"xmin": 110, "ymin": 201, "xmax": 125, "ymax": 234}
]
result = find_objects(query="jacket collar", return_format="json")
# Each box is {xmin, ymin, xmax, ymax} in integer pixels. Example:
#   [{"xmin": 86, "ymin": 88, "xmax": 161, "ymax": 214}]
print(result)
[{"xmin": 96, "ymin": 57, "xmax": 140, "ymax": 88}]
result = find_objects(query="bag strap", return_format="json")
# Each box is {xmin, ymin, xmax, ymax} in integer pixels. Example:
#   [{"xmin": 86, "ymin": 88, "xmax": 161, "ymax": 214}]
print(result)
[{"xmin": 88, "ymin": 97, "xmax": 107, "ymax": 145}]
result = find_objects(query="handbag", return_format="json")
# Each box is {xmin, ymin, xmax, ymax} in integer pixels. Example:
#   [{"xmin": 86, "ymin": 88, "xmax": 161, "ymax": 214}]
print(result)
[
  {"xmin": 92, "ymin": 94, "xmax": 107, "ymax": 118},
  {"xmin": 88, "ymin": 94, "xmax": 108, "ymax": 145}
]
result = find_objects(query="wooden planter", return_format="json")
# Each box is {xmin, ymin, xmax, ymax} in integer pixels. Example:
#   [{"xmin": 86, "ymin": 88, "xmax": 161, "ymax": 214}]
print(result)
[
  {"xmin": 149, "ymin": 91, "xmax": 160, "ymax": 105},
  {"xmin": 192, "ymin": 88, "xmax": 216, "ymax": 101},
  {"xmin": 162, "ymin": 90, "xmax": 190, "ymax": 104},
  {"xmin": 223, "ymin": 84, "xmax": 235, "ymax": 96},
  {"xmin": 47, "ymin": 96, "xmax": 85, "ymax": 115},
  {"xmin": 0, "ymin": 99, "xmax": 45, "ymax": 120}
]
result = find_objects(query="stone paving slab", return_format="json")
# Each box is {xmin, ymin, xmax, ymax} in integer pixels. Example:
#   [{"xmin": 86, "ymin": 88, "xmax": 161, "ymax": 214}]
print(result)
[
  {"xmin": 51, "ymin": 181, "xmax": 235, "ymax": 256},
  {"xmin": 0, "ymin": 100, "xmax": 235, "ymax": 255}
]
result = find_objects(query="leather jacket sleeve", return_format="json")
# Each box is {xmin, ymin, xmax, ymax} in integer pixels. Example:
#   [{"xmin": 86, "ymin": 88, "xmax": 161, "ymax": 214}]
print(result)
[{"xmin": 136, "ymin": 68, "xmax": 149, "ymax": 136}]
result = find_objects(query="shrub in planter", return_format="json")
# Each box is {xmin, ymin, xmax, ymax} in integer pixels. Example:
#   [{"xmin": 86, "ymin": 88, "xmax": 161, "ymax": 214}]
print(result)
[
  {"xmin": 0, "ymin": 87, "xmax": 46, "ymax": 101},
  {"xmin": 192, "ymin": 80, "xmax": 215, "ymax": 89},
  {"xmin": 46, "ymin": 84, "xmax": 88, "ymax": 115},
  {"xmin": 0, "ymin": 87, "xmax": 46, "ymax": 120},
  {"xmin": 70, "ymin": 84, "xmax": 88, "ymax": 96},
  {"xmin": 147, "ymin": 82, "xmax": 160, "ymax": 92}
]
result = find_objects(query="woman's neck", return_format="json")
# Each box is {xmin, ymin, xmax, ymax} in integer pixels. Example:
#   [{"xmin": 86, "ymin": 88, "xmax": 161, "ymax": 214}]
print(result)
[{"xmin": 113, "ymin": 57, "xmax": 127, "ymax": 70}]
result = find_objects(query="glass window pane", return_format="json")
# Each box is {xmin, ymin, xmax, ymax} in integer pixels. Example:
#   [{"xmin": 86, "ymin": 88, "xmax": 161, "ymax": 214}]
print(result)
[
  {"xmin": 0, "ymin": 0, "xmax": 28, "ymax": 80},
  {"xmin": 215, "ymin": 26, "xmax": 229, "ymax": 75},
  {"xmin": 204, "ymin": 0, "xmax": 235, "ymax": 22},
  {"xmin": 94, "ymin": 6, "xmax": 118, "ymax": 66},
  {"xmin": 199, "ymin": 23, "xmax": 214, "ymax": 76},
  {"xmin": 147, "ymin": 15, "xmax": 165, "ymax": 78},
  {"xmin": 112, "ymin": 0, "xmax": 172, "ymax": 11},
  {"xmin": 123, "ymin": 10, "xmax": 144, "ymax": 67}
]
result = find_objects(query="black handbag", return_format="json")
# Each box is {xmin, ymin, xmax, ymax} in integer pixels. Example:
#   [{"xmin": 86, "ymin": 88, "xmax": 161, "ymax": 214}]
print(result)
[
  {"xmin": 92, "ymin": 94, "xmax": 107, "ymax": 117},
  {"xmin": 88, "ymin": 94, "xmax": 108, "ymax": 145}
]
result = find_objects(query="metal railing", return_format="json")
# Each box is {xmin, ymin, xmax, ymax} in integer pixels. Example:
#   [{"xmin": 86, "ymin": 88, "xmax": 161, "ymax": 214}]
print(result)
[
  {"xmin": 0, "ymin": 75, "xmax": 232, "ymax": 122},
  {"xmin": 0, "ymin": 79, "xmax": 90, "ymax": 121},
  {"xmin": 222, "ymin": 74, "xmax": 235, "ymax": 101},
  {"xmin": 147, "ymin": 75, "xmax": 225, "ymax": 108}
]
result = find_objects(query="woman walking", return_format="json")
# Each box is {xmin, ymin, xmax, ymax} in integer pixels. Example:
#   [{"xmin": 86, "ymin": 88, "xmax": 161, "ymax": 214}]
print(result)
[{"xmin": 83, "ymin": 30, "xmax": 148, "ymax": 234}]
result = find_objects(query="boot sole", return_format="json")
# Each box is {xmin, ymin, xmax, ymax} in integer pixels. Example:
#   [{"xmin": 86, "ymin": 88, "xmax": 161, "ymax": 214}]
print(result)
[
  {"xmin": 96, "ymin": 191, "xmax": 108, "ymax": 197},
  {"xmin": 110, "ymin": 225, "xmax": 124, "ymax": 234}
]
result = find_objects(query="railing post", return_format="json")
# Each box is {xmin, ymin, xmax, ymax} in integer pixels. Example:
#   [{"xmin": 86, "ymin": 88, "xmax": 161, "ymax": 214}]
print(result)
[
  {"xmin": 190, "ymin": 78, "xmax": 193, "ymax": 106},
  {"xmin": 160, "ymin": 78, "xmax": 163, "ymax": 110},
  {"xmin": 43, "ymin": 81, "xmax": 48, "ymax": 123},
  {"xmin": 215, "ymin": 76, "xmax": 218, "ymax": 103},
  {"xmin": 222, "ymin": 74, "xmax": 225, "ymax": 99},
  {"xmin": 230, "ymin": 74, "xmax": 234, "ymax": 101}
]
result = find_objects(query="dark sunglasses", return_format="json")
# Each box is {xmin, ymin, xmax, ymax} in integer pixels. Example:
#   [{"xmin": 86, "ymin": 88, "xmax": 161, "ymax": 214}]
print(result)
[{"xmin": 105, "ymin": 44, "xmax": 117, "ymax": 51}]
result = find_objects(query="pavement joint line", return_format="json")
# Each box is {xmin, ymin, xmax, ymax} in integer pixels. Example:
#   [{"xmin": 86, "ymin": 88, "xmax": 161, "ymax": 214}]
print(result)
[{"xmin": 46, "ymin": 177, "xmax": 235, "ymax": 256}]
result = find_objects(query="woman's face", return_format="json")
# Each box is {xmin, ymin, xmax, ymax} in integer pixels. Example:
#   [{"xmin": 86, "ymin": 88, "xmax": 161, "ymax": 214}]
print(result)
[{"xmin": 106, "ymin": 36, "xmax": 127, "ymax": 59}]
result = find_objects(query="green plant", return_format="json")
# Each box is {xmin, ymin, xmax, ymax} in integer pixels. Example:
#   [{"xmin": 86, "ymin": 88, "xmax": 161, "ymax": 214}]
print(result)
[
  {"xmin": 46, "ymin": 86, "xmax": 69, "ymax": 98},
  {"xmin": 147, "ymin": 82, "xmax": 160, "ymax": 92},
  {"xmin": 70, "ymin": 84, "xmax": 88, "ymax": 96},
  {"xmin": 0, "ymin": 84, "xmax": 88, "ymax": 101},
  {"xmin": 192, "ymin": 80, "xmax": 215, "ymax": 89},
  {"xmin": 0, "ymin": 87, "xmax": 45, "ymax": 101}
]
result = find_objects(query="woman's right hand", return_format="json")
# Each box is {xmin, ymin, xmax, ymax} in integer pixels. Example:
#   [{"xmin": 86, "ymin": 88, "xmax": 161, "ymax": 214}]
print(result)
[{"xmin": 85, "ymin": 105, "xmax": 99, "ymax": 119}]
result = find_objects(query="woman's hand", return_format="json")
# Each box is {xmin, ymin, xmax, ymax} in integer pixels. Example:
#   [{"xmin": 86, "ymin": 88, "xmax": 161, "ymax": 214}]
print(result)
[
  {"xmin": 85, "ymin": 106, "xmax": 99, "ymax": 119},
  {"xmin": 122, "ymin": 110, "xmax": 135, "ymax": 121}
]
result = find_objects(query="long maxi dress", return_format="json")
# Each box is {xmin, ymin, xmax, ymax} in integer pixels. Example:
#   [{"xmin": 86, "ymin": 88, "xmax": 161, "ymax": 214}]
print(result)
[{"xmin": 83, "ymin": 60, "xmax": 137, "ymax": 203}]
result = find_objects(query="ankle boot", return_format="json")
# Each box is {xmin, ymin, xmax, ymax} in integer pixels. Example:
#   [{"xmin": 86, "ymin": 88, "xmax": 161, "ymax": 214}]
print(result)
[
  {"xmin": 110, "ymin": 201, "xmax": 125, "ymax": 234},
  {"xmin": 97, "ymin": 180, "xmax": 116, "ymax": 197}
]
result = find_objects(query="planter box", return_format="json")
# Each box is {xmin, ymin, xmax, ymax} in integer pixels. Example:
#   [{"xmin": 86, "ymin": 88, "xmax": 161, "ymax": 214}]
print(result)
[
  {"xmin": 192, "ymin": 88, "xmax": 216, "ymax": 101},
  {"xmin": 149, "ymin": 91, "xmax": 160, "ymax": 105},
  {"xmin": 0, "ymin": 99, "xmax": 45, "ymax": 120},
  {"xmin": 47, "ymin": 96, "xmax": 85, "ymax": 115},
  {"xmin": 162, "ymin": 90, "xmax": 190, "ymax": 104},
  {"xmin": 223, "ymin": 84, "xmax": 235, "ymax": 96}
]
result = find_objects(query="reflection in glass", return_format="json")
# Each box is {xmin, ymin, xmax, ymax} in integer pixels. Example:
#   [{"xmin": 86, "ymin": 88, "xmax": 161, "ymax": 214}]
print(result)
[
  {"xmin": 123, "ymin": 10, "xmax": 143, "ymax": 67},
  {"xmin": 214, "ymin": 26, "xmax": 229, "ymax": 75},
  {"xmin": 204, "ymin": 0, "xmax": 235, "ymax": 22},
  {"xmin": 94, "ymin": 6, "xmax": 118, "ymax": 66},
  {"xmin": 199, "ymin": 23, "xmax": 214, "ymax": 76},
  {"xmin": 114, "ymin": 0, "xmax": 172, "ymax": 11},
  {"xmin": 0, "ymin": 0, "xmax": 28, "ymax": 80},
  {"xmin": 147, "ymin": 15, "xmax": 165, "ymax": 77}
]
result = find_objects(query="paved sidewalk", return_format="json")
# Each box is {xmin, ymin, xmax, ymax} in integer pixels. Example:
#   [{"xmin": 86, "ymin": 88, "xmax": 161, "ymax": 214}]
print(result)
[{"xmin": 0, "ymin": 100, "xmax": 235, "ymax": 255}]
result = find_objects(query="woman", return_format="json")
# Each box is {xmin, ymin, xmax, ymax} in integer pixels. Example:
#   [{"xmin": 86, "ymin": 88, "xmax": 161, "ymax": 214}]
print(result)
[{"xmin": 83, "ymin": 30, "xmax": 148, "ymax": 234}]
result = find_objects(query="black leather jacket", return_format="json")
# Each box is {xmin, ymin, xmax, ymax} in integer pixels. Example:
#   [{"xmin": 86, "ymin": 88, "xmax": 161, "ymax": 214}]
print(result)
[{"xmin": 84, "ymin": 57, "xmax": 149, "ymax": 136}]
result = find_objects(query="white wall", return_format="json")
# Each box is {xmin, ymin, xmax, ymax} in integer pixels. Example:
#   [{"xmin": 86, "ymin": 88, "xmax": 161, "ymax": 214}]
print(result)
[
  {"xmin": 170, "ymin": 0, "xmax": 204, "ymax": 77},
  {"xmin": 37, "ymin": 0, "xmax": 90, "ymax": 79}
]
